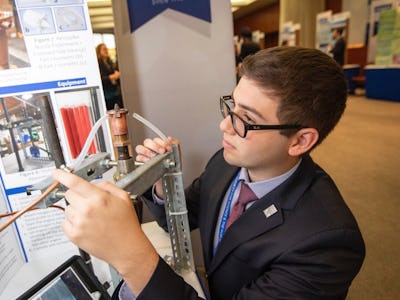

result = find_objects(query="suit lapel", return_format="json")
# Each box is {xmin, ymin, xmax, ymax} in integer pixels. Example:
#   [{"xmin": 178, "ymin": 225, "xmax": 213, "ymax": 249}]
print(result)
[
  {"xmin": 208, "ymin": 194, "xmax": 283, "ymax": 274},
  {"xmin": 202, "ymin": 165, "xmax": 238, "ymax": 267},
  {"xmin": 208, "ymin": 155, "xmax": 317, "ymax": 275}
]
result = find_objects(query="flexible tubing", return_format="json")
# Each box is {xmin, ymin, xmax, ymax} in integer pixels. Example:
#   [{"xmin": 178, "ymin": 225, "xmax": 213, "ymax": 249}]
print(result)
[
  {"xmin": 73, "ymin": 114, "xmax": 109, "ymax": 168},
  {"xmin": 132, "ymin": 113, "xmax": 168, "ymax": 141}
]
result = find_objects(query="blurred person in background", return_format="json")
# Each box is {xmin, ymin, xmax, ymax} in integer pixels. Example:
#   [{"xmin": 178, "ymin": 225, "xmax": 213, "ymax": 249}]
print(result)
[
  {"xmin": 327, "ymin": 28, "xmax": 346, "ymax": 66},
  {"xmin": 236, "ymin": 27, "xmax": 260, "ymax": 67},
  {"xmin": 96, "ymin": 43, "xmax": 123, "ymax": 110}
]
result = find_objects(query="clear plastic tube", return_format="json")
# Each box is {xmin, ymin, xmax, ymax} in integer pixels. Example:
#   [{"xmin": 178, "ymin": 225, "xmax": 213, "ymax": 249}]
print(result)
[
  {"xmin": 132, "ymin": 113, "xmax": 168, "ymax": 141},
  {"xmin": 72, "ymin": 114, "xmax": 109, "ymax": 168},
  {"xmin": 73, "ymin": 113, "xmax": 167, "ymax": 168}
]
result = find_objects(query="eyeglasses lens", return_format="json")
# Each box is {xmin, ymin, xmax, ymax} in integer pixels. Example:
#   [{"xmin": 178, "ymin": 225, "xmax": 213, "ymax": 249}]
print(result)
[
  {"xmin": 220, "ymin": 98, "xmax": 246, "ymax": 137},
  {"xmin": 231, "ymin": 114, "xmax": 245, "ymax": 137},
  {"xmin": 222, "ymin": 100, "xmax": 229, "ymax": 117}
]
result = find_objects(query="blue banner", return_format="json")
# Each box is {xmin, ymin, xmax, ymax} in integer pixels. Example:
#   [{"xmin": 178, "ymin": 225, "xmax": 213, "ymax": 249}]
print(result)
[
  {"xmin": 0, "ymin": 78, "xmax": 87, "ymax": 95},
  {"xmin": 127, "ymin": 0, "xmax": 212, "ymax": 32}
]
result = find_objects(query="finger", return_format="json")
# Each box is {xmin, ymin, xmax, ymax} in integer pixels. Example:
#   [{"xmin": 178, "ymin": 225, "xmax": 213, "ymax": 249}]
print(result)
[
  {"xmin": 62, "ymin": 204, "xmax": 80, "ymax": 244},
  {"xmin": 135, "ymin": 154, "xmax": 152, "ymax": 163},
  {"xmin": 135, "ymin": 144, "xmax": 158, "ymax": 159},
  {"xmin": 153, "ymin": 137, "xmax": 170, "ymax": 147},
  {"xmin": 62, "ymin": 217, "xmax": 72, "ymax": 239},
  {"xmin": 159, "ymin": 137, "xmax": 178, "ymax": 152},
  {"xmin": 52, "ymin": 169, "xmax": 98, "ymax": 199},
  {"xmin": 143, "ymin": 138, "xmax": 167, "ymax": 154},
  {"xmin": 62, "ymin": 215, "xmax": 79, "ymax": 245},
  {"xmin": 94, "ymin": 180, "xmax": 129, "ymax": 200},
  {"xmin": 64, "ymin": 187, "xmax": 86, "ymax": 208},
  {"xmin": 63, "ymin": 204, "xmax": 75, "ymax": 225},
  {"xmin": 167, "ymin": 136, "xmax": 179, "ymax": 146}
]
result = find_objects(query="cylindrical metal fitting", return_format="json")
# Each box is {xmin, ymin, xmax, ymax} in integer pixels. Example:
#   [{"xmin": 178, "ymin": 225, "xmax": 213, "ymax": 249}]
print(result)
[{"xmin": 107, "ymin": 107, "xmax": 129, "ymax": 136}]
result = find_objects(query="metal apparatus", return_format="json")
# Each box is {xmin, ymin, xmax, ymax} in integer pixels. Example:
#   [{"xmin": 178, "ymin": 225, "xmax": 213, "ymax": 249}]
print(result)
[
  {"xmin": 107, "ymin": 106, "xmax": 135, "ymax": 178},
  {"xmin": 30, "ymin": 107, "xmax": 195, "ymax": 274}
]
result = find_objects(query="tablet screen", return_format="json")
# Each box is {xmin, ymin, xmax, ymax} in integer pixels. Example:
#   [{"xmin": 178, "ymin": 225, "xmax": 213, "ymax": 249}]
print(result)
[
  {"xmin": 30, "ymin": 267, "xmax": 94, "ymax": 300},
  {"xmin": 17, "ymin": 255, "xmax": 110, "ymax": 300}
]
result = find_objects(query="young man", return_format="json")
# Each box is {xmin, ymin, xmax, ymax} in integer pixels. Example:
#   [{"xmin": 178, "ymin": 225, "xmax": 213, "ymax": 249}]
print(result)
[{"xmin": 53, "ymin": 47, "xmax": 365, "ymax": 299}]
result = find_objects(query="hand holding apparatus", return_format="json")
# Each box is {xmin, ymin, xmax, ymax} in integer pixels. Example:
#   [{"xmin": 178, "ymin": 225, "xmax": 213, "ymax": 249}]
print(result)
[{"xmin": 52, "ymin": 168, "xmax": 159, "ymax": 295}]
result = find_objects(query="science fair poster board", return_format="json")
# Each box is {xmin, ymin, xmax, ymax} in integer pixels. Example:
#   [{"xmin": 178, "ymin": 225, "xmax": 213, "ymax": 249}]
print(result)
[
  {"xmin": 281, "ymin": 21, "xmax": 300, "ymax": 46},
  {"xmin": 0, "ymin": 0, "xmax": 113, "ymax": 298},
  {"xmin": 375, "ymin": 7, "xmax": 400, "ymax": 65},
  {"xmin": 367, "ymin": 0, "xmax": 398, "ymax": 63},
  {"xmin": 316, "ymin": 10, "xmax": 332, "ymax": 52}
]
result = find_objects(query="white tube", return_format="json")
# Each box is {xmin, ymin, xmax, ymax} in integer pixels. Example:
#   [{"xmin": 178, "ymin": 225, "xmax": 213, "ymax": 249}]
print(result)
[
  {"xmin": 72, "ymin": 114, "xmax": 109, "ymax": 168},
  {"xmin": 132, "ymin": 113, "xmax": 168, "ymax": 141}
]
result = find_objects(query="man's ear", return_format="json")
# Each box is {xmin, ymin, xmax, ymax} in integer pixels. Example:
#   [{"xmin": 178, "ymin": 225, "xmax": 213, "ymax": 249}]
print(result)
[{"xmin": 288, "ymin": 128, "xmax": 319, "ymax": 156}]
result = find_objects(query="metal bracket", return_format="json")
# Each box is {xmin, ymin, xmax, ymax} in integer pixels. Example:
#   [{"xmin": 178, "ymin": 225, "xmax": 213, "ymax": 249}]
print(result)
[
  {"xmin": 28, "ymin": 144, "xmax": 194, "ymax": 273},
  {"xmin": 114, "ymin": 144, "xmax": 195, "ymax": 272},
  {"xmin": 28, "ymin": 152, "xmax": 112, "ymax": 208}
]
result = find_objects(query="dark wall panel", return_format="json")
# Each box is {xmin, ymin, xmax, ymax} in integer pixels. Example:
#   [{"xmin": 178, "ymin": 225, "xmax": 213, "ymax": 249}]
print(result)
[{"xmin": 234, "ymin": 2, "xmax": 280, "ymax": 36}]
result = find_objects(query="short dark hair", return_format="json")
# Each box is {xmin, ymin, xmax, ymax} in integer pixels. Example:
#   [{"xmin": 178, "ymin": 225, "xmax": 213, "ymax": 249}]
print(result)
[
  {"xmin": 334, "ymin": 28, "xmax": 344, "ymax": 35},
  {"xmin": 240, "ymin": 27, "xmax": 252, "ymax": 39},
  {"xmin": 239, "ymin": 46, "xmax": 347, "ymax": 147}
]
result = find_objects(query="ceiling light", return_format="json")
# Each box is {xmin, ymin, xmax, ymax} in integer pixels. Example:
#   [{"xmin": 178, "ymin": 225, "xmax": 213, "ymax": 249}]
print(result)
[{"xmin": 230, "ymin": 0, "xmax": 258, "ymax": 6}]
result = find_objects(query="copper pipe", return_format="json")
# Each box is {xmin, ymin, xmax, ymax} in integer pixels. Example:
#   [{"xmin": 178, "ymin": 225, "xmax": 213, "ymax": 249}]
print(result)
[
  {"xmin": 0, "ymin": 205, "xmax": 65, "ymax": 219},
  {"xmin": 0, "ymin": 181, "xmax": 60, "ymax": 232}
]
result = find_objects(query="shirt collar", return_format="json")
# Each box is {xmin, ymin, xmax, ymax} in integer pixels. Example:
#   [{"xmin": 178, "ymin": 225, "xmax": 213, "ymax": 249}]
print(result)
[{"xmin": 238, "ymin": 159, "xmax": 302, "ymax": 199}]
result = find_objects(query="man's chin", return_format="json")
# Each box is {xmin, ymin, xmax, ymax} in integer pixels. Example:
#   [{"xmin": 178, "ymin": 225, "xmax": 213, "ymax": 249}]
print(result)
[{"xmin": 222, "ymin": 149, "xmax": 241, "ymax": 167}]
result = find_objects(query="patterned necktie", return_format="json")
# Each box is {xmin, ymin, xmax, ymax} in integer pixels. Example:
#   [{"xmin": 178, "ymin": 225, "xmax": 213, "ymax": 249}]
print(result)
[{"xmin": 226, "ymin": 181, "xmax": 258, "ymax": 229}]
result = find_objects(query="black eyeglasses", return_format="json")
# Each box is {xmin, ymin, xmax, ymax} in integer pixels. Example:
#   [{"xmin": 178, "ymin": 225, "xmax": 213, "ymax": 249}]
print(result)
[{"xmin": 219, "ymin": 95, "xmax": 303, "ymax": 138}]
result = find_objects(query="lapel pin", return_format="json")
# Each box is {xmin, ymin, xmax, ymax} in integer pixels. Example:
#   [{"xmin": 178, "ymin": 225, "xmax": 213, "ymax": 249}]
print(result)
[{"xmin": 263, "ymin": 204, "xmax": 277, "ymax": 218}]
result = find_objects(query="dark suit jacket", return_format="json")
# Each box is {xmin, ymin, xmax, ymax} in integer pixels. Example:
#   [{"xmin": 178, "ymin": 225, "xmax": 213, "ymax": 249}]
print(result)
[
  {"xmin": 330, "ymin": 37, "xmax": 346, "ymax": 66},
  {"xmin": 138, "ymin": 150, "xmax": 365, "ymax": 300}
]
